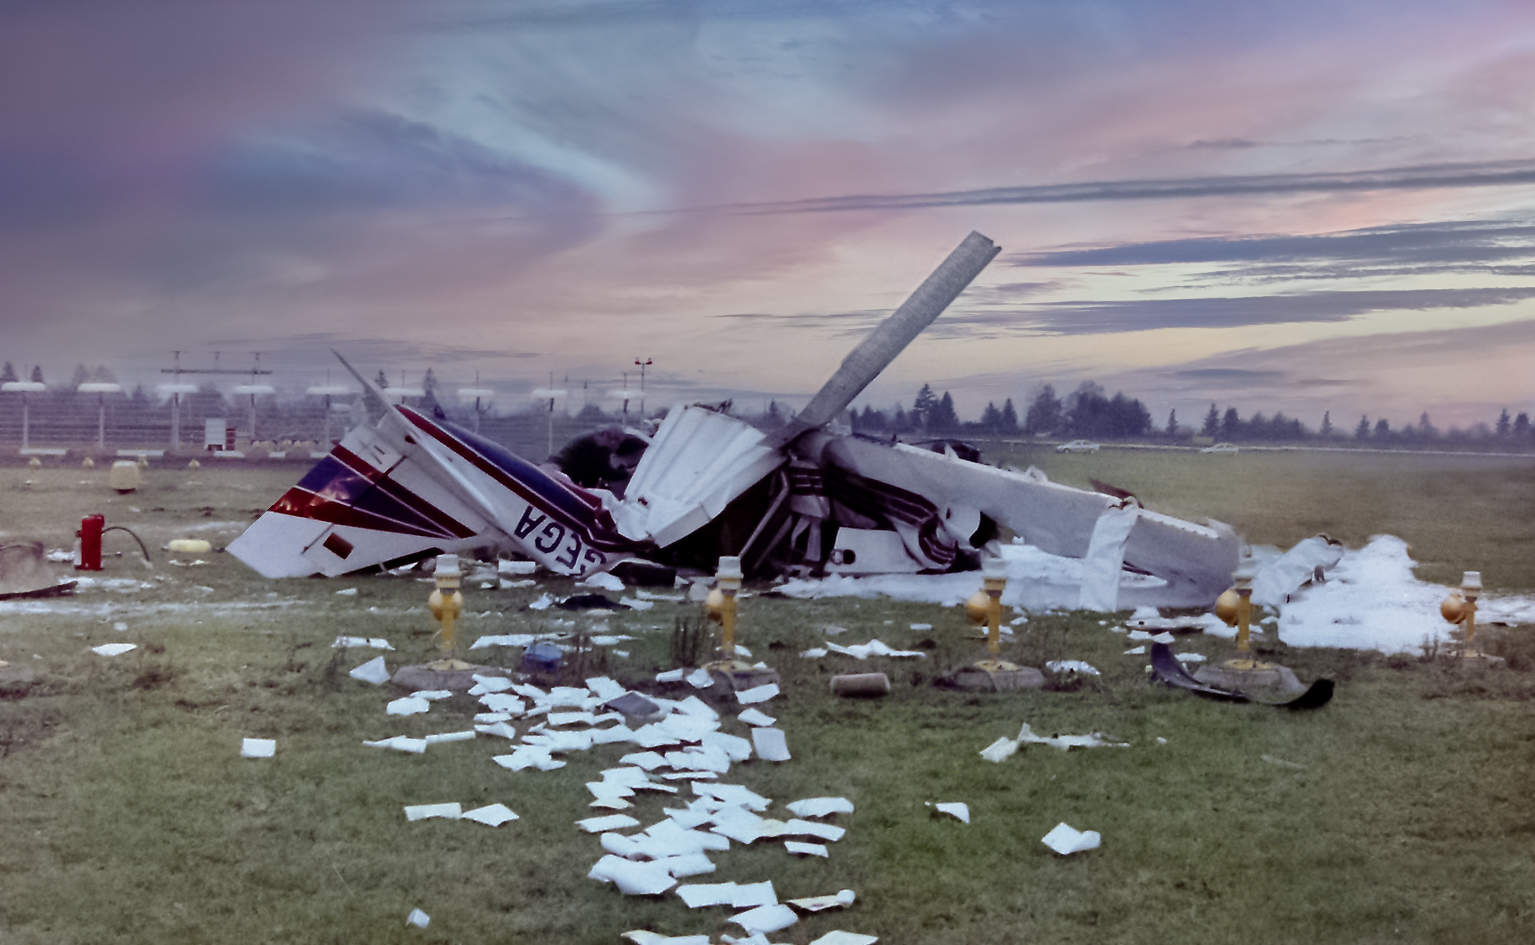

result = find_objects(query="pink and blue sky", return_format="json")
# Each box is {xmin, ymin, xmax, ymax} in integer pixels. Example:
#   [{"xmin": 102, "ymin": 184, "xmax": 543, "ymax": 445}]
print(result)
[{"xmin": 4, "ymin": 0, "xmax": 1535, "ymax": 428}]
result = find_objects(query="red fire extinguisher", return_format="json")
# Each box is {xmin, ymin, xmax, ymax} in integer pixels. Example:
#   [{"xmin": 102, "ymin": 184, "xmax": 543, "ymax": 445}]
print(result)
[{"xmin": 76, "ymin": 514, "xmax": 104, "ymax": 571}]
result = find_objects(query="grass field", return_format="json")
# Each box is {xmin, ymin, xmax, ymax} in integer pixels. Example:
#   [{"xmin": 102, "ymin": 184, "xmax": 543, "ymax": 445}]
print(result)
[{"xmin": 1, "ymin": 454, "xmax": 1533, "ymax": 944}]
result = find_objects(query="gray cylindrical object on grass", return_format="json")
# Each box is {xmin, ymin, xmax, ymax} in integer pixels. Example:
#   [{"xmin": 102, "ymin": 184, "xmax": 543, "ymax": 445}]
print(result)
[{"xmin": 830, "ymin": 672, "xmax": 891, "ymax": 697}]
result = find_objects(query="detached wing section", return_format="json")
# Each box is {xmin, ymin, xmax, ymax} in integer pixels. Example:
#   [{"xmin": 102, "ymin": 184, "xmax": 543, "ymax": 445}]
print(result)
[
  {"xmin": 228, "ymin": 404, "xmax": 637, "ymax": 578},
  {"xmin": 799, "ymin": 432, "xmax": 1239, "ymax": 606}
]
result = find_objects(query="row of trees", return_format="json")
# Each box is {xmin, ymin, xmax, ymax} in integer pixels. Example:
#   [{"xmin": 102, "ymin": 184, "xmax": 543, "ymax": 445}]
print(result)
[
  {"xmin": 843, "ymin": 380, "xmax": 1533, "ymax": 448},
  {"xmin": 851, "ymin": 382, "xmax": 1154, "ymax": 439}
]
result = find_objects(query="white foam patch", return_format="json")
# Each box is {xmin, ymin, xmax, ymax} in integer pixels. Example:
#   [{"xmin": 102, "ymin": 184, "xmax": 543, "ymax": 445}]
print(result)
[{"xmin": 1270, "ymin": 535, "xmax": 1525, "ymax": 654}]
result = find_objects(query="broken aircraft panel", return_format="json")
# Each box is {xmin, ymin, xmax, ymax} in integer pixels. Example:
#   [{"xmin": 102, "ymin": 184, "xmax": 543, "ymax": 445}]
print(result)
[{"xmin": 229, "ymin": 230, "xmax": 1240, "ymax": 608}]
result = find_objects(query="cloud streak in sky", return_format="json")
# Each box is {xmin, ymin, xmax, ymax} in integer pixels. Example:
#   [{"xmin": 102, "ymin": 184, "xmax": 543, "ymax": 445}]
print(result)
[
  {"xmin": 712, "ymin": 158, "xmax": 1535, "ymax": 216},
  {"xmin": 949, "ymin": 287, "xmax": 1535, "ymax": 335}
]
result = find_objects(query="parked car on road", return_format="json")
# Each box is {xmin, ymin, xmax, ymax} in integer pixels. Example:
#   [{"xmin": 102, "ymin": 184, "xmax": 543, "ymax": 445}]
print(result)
[
  {"xmin": 1201, "ymin": 442, "xmax": 1239, "ymax": 454},
  {"xmin": 1055, "ymin": 439, "xmax": 1101, "ymax": 453}
]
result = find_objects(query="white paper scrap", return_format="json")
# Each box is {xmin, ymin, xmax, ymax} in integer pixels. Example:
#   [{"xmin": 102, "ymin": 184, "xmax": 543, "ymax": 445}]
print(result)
[
  {"xmin": 469, "ymin": 674, "xmax": 515, "ymax": 694},
  {"xmin": 730, "ymin": 903, "xmax": 798, "ymax": 935},
  {"xmin": 933, "ymin": 802, "xmax": 970, "ymax": 824},
  {"xmin": 1041, "ymin": 822, "xmax": 1101, "ymax": 855},
  {"xmin": 1123, "ymin": 646, "xmax": 1146, "ymax": 655},
  {"xmin": 980, "ymin": 736, "xmax": 1019, "ymax": 763},
  {"xmin": 809, "ymin": 932, "xmax": 877, "ymax": 945},
  {"xmin": 363, "ymin": 736, "xmax": 427, "ymax": 754},
  {"xmin": 751, "ymin": 728, "xmax": 791, "ymax": 762},
  {"xmin": 349, "ymin": 656, "xmax": 391, "ymax": 685},
  {"xmin": 240, "ymin": 738, "xmax": 275, "ymax": 758},
  {"xmin": 424, "ymin": 730, "xmax": 476, "ymax": 745},
  {"xmin": 91, "ymin": 643, "xmax": 136, "ymax": 657},
  {"xmin": 1045, "ymin": 659, "xmax": 1100, "ymax": 675},
  {"xmin": 686, "ymin": 668, "xmax": 714, "ymax": 689},
  {"xmin": 386, "ymin": 696, "xmax": 431, "ymax": 716},
  {"xmin": 606, "ymin": 858, "xmax": 678, "ymax": 895},
  {"xmin": 800, "ymin": 648, "xmax": 828, "ymax": 658},
  {"xmin": 405, "ymin": 908, "xmax": 430, "ymax": 929},
  {"xmin": 474, "ymin": 722, "xmax": 518, "ymax": 740},
  {"xmin": 789, "ymin": 890, "xmax": 857, "ymax": 912},
  {"xmin": 785, "ymin": 841, "xmax": 828, "ymax": 857},
  {"xmin": 787, "ymin": 797, "xmax": 854, "ymax": 818},
  {"xmin": 415, "ymin": 689, "xmax": 452, "ymax": 701},
  {"xmin": 529, "ymin": 594, "xmax": 554, "ymax": 610},
  {"xmin": 737, "ymin": 708, "xmax": 776, "ymax": 727},
  {"xmin": 676, "ymin": 882, "xmax": 738, "ymax": 908},
  {"xmin": 586, "ymin": 676, "xmax": 627, "ymax": 700},
  {"xmin": 622, "ymin": 932, "xmax": 711, "ymax": 945},
  {"xmin": 656, "ymin": 669, "xmax": 685, "ymax": 683},
  {"xmin": 578, "ymin": 814, "xmax": 641, "ymax": 833},
  {"xmin": 731, "ymin": 880, "xmax": 777, "ymax": 908},
  {"xmin": 785, "ymin": 819, "xmax": 845, "ymax": 841},
  {"xmin": 463, "ymin": 803, "xmax": 518, "ymax": 826},
  {"xmin": 676, "ymin": 696, "xmax": 720, "ymax": 720},
  {"xmin": 736, "ymin": 683, "xmax": 779, "ymax": 705},
  {"xmin": 620, "ymin": 596, "xmax": 655, "ymax": 610},
  {"xmin": 404, "ymin": 803, "xmax": 462, "ymax": 821}
]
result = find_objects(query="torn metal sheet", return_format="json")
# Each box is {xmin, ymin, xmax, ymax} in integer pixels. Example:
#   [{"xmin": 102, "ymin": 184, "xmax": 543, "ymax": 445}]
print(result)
[{"xmin": 1148, "ymin": 642, "xmax": 1334, "ymax": 709}]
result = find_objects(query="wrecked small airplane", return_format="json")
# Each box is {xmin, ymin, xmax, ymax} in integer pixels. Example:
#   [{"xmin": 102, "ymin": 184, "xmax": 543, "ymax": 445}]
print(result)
[{"xmin": 229, "ymin": 232, "xmax": 1239, "ymax": 608}]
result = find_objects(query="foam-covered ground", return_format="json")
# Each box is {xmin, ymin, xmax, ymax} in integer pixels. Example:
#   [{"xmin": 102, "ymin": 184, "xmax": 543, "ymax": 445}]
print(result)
[{"xmin": 777, "ymin": 535, "xmax": 1535, "ymax": 654}]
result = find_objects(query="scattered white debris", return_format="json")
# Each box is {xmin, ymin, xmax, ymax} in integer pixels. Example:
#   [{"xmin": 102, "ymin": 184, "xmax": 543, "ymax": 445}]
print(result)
[
  {"xmin": 91, "ymin": 643, "xmax": 136, "ymax": 657},
  {"xmin": 1018, "ymin": 722, "xmax": 1127, "ymax": 751},
  {"xmin": 580, "ymin": 571, "xmax": 626, "ymax": 592},
  {"xmin": 499, "ymin": 560, "xmax": 537, "ymax": 575},
  {"xmin": 463, "ymin": 803, "xmax": 519, "ymax": 826},
  {"xmin": 404, "ymin": 803, "xmax": 462, "ymax": 821},
  {"xmin": 785, "ymin": 841, "xmax": 828, "ymax": 857},
  {"xmin": 686, "ymin": 668, "xmax": 714, "ymax": 689},
  {"xmin": 1127, "ymin": 630, "xmax": 1176, "ymax": 644},
  {"xmin": 730, "ymin": 880, "xmax": 778, "ymax": 907},
  {"xmin": 578, "ymin": 814, "xmax": 641, "ymax": 833},
  {"xmin": 1041, "ymin": 822, "xmax": 1101, "ymax": 855},
  {"xmin": 825, "ymin": 639, "xmax": 926, "ymax": 659},
  {"xmin": 786, "ymin": 797, "xmax": 854, "ymax": 818},
  {"xmin": 349, "ymin": 656, "xmax": 391, "ymax": 685},
  {"xmin": 622, "ymin": 931, "xmax": 710, "ymax": 945},
  {"xmin": 809, "ymin": 931, "xmax": 878, "ymax": 945},
  {"xmin": 620, "ymin": 597, "xmax": 655, "ymax": 611},
  {"xmin": 332, "ymin": 636, "xmax": 392, "ymax": 650},
  {"xmin": 589, "ymin": 856, "xmax": 677, "ymax": 895},
  {"xmin": 363, "ymin": 736, "xmax": 427, "ymax": 754},
  {"xmin": 387, "ymin": 697, "xmax": 431, "ymax": 716},
  {"xmin": 931, "ymin": 802, "xmax": 969, "ymax": 824},
  {"xmin": 1176, "ymin": 653, "xmax": 1207, "ymax": 663},
  {"xmin": 790, "ymin": 890, "xmax": 857, "ymax": 912},
  {"xmin": 415, "ymin": 689, "xmax": 453, "ymax": 701},
  {"xmin": 113, "ymin": 621, "xmax": 128, "ymax": 631},
  {"xmin": 1262, "ymin": 754, "xmax": 1306, "ymax": 770},
  {"xmin": 241, "ymin": 738, "xmax": 275, "ymax": 758},
  {"xmin": 730, "ymin": 902, "xmax": 798, "ymax": 935},
  {"xmin": 736, "ymin": 682, "xmax": 779, "ymax": 705},
  {"xmin": 751, "ymin": 728, "xmax": 790, "ymax": 762},
  {"xmin": 676, "ymin": 882, "xmax": 741, "ymax": 908},
  {"xmin": 800, "ymin": 648, "xmax": 828, "ymax": 658},
  {"xmin": 737, "ymin": 708, "xmax": 776, "ymax": 727},
  {"xmin": 424, "ymin": 731, "xmax": 476, "ymax": 745},
  {"xmin": 979, "ymin": 737, "xmax": 1019, "ymax": 764},
  {"xmin": 405, "ymin": 908, "xmax": 430, "ymax": 929},
  {"xmin": 656, "ymin": 669, "xmax": 685, "ymax": 683},
  {"xmin": 529, "ymin": 594, "xmax": 554, "ymax": 611},
  {"xmin": 909, "ymin": 623, "xmax": 932, "ymax": 630},
  {"xmin": 1156, "ymin": 736, "xmax": 1168, "ymax": 745},
  {"xmin": 1045, "ymin": 660, "xmax": 1100, "ymax": 675},
  {"xmin": 1123, "ymin": 646, "xmax": 1146, "ymax": 655}
]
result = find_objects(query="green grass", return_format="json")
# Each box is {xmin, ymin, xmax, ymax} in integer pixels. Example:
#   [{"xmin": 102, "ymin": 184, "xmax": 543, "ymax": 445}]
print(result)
[{"xmin": 1, "ymin": 459, "xmax": 1534, "ymax": 944}]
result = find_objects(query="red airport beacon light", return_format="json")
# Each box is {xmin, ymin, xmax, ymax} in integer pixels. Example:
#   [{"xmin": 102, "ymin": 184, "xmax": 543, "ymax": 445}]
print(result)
[{"xmin": 76, "ymin": 514, "xmax": 104, "ymax": 571}]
